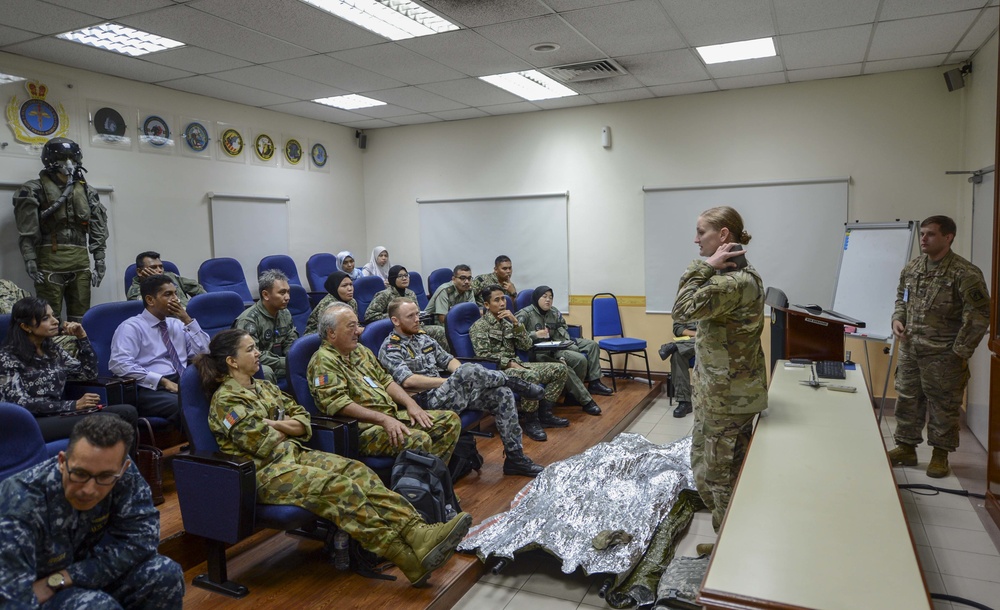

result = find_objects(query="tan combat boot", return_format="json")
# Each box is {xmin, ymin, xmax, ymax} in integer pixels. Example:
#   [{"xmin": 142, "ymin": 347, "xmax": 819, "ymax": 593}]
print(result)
[
  {"xmin": 887, "ymin": 443, "xmax": 917, "ymax": 467},
  {"xmin": 695, "ymin": 543, "xmax": 715, "ymax": 556},
  {"xmin": 383, "ymin": 538, "xmax": 433, "ymax": 586},
  {"xmin": 403, "ymin": 512, "xmax": 473, "ymax": 575},
  {"xmin": 927, "ymin": 448, "xmax": 950, "ymax": 478}
]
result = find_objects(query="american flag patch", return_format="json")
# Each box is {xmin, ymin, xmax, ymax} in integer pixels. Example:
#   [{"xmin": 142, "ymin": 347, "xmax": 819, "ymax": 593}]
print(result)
[
  {"xmin": 223, "ymin": 410, "xmax": 240, "ymax": 430},
  {"xmin": 314, "ymin": 374, "xmax": 329, "ymax": 386}
]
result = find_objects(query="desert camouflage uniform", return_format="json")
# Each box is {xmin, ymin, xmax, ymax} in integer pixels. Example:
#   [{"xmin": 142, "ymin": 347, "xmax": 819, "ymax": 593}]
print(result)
[
  {"xmin": 516, "ymin": 304, "xmax": 600, "ymax": 403},
  {"xmin": 210, "ymin": 376, "xmax": 422, "ymax": 557},
  {"xmin": 0, "ymin": 279, "xmax": 30, "ymax": 313},
  {"xmin": 378, "ymin": 330, "xmax": 526, "ymax": 454},
  {"xmin": 472, "ymin": 272, "xmax": 516, "ymax": 306},
  {"xmin": 305, "ymin": 295, "xmax": 357, "ymax": 335},
  {"xmin": 0, "ymin": 457, "xmax": 183, "ymax": 609},
  {"xmin": 469, "ymin": 313, "xmax": 567, "ymax": 413},
  {"xmin": 234, "ymin": 301, "xmax": 298, "ymax": 384},
  {"xmin": 673, "ymin": 260, "xmax": 767, "ymax": 532},
  {"xmin": 892, "ymin": 250, "xmax": 989, "ymax": 452},
  {"xmin": 126, "ymin": 271, "xmax": 205, "ymax": 307},
  {"xmin": 13, "ymin": 172, "xmax": 108, "ymax": 322},
  {"xmin": 364, "ymin": 287, "xmax": 449, "ymax": 349},
  {"xmin": 308, "ymin": 341, "xmax": 460, "ymax": 461},
  {"xmin": 670, "ymin": 321, "xmax": 698, "ymax": 403},
  {"xmin": 426, "ymin": 281, "xmax": 474, "ymax": 322}
]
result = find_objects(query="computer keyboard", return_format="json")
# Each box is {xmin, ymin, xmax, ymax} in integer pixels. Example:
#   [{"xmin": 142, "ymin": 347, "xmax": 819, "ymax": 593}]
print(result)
[{"xmin": 816, "ymin": 360, "xmax": 846, "ymax": 380}]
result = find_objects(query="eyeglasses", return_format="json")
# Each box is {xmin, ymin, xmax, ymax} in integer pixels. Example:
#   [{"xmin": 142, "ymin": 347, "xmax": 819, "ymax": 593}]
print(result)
[
  {"xmin": 65, "ymin": 460, "xmax": 129, "ymax": 485},
  {"xmin": 396, "ymin": 273, "xmax": 409, "ymax": 278}
]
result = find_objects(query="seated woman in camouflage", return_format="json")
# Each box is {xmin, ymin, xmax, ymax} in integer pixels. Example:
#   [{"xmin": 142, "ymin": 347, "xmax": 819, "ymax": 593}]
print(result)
[
  {"xmin": 365, "ymin": 266, "xmax": 448, "ymax": 350},
  {"xmin": 195, "ymin": 329, "xmax": 471, "ymax": 586},
  {"xmin": 0, "ymin": 297, "xmax": 137, "ymax": 442},
  {"xmin": 305, "ymin": 271, "xmax": 358, "ymax": 335}
]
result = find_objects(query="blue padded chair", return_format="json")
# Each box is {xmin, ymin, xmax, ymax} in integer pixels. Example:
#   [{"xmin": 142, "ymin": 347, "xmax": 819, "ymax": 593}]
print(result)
[
  {"xmin": 0, "ymin": 402, "xmax": 51, "ymax": 481},
  {"xmin": 360, "ymin": 318, "xmax": 395, "ymax": 355},
  {"xmin": 305, "ymin": 253, "xmax": 338, "ymax": 293},
  {"xmin": 427, "ymin": 268, "xmax": 452, "ymax": 297},
  {"xmin": 186, "ymin": 291, "xmax": 245, "ymax": 339},
  {"xmin": 591, "ymin": 293, "xmax": 652, "ymax": 392},
  {"xmin": 258, "ymin": 254, "xmax": 302, "ymax": 287},
  {"xmin": 515, "ymin": 289, "xmax": 534, "ymax": 313},
  {"xmin": 123, "ymin": 260, "xmax": 180, "ymax": 294},
  {"xmin": 174, "ymin": 365, "xmax": 344, "ymax": 598},
  {"xmin": 353, "ymin": 276, "xmax": 385, "ymax": 322},
  {"xmin": 408, "ymin": 271, "xmax": 428, "ymax": 310},
  {"xmin": 0, "ymin": 313, "xmax": 9, "ymax": 344},
  {"xmin": 198, "ymin": 258, "xmax": 254, "ymax": 306},
  {"xmin": 445, "ymin": 302, "xmax": 497, "ymax": 368},
  {"xmin": 287, "ymin": 285, "xmax": 311, "ymax": 336}
]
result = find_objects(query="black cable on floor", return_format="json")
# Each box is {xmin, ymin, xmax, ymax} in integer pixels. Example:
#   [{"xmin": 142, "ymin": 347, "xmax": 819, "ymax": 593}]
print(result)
[
  {"xmin": 898, "ymin": 483, "xmax": 986, "ymax": 500},
  {"xmin": 932, "ymin": 592, "xmax": 995, "ymax": 610}
]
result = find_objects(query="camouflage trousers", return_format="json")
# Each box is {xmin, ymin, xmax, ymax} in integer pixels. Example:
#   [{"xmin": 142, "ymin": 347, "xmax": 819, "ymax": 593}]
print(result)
[
  {"xmin": 423, "ymin": 323, "xmax": 451, "ymax": 353},
  {"xmin": 257, "ymin": 445, "xmax": 421, "ymax": 557},
  {"xmin": 691, "ymin": 408, "xmax": 756, "ymax": 532},
  {"xmin": 417, "ymin": 362, "xmax": 524, "ymax": 454},
  {"xmin": 536, "ymin": 338, "xmax": 603, "ymax": 403},
  {"xmin": 43, "ymin": 555, "xmax": 183, "ymax": 609},
  {"xmin": 359, "ymin": 409, "xmax": 461, "ymax": 463},
  {"xmin": 893, "ymin": 349, "xmax": 969, "ymax": 452},
  {"xmin": 503, "ymin": 361, "xmax": 567, "ymax": 413},
  {"xmin": 35, "ymin": 249, "xmax": 92, "ymax": 322},
  {"xmin": 670, "ymin": 341, "xmax": 695, "ymax": 403}
]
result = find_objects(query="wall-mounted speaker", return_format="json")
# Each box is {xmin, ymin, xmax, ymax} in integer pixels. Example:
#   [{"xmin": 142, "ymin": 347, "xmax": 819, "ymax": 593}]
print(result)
[{"xmin": 356, "ymin": 130, "xmax": 367, "ymax": 149}]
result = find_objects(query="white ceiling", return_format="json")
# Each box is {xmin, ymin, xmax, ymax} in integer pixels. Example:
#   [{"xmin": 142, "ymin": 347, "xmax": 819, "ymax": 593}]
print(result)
[{"xmin": 1, "ymin": 0, "xmax": 997, "ymax": 129}]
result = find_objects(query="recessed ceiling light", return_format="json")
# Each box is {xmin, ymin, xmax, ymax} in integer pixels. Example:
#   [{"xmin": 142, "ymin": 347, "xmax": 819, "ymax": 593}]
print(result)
[
  {"xmin": 531, "ymin": 43, "xmax": 560, "ymax": 53},
  {"xmin": 479, "ymin": 70, "xmax": 577, "ymax": 101},
  {"xmin": 56, "ymin": 23, "xmax": 184, "ymax": 57},
  {"xmin": 696, "ymin": 37, "xmax": 776, "ymax": 65},
  {"xmin": 313, "ymin": 94, "xmax": 387, "ymax": 110},
  {"xmin": 300, "ymin": 0, "xmax": 459, "ymax": 40},
  {"xmin": 0, "ymin": 72, "xmax": 25, "ymax": 85}
]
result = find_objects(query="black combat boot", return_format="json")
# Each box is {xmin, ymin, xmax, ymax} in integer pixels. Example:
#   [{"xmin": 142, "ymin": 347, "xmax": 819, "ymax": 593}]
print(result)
[
  {"xmin": 503, "ymin": 449, "xmax": 545, "ymax": 477},
  {"xmin": 581, "ymin": 400, "xmax": 602, "ymax": 416},
  {"xmin": 538, "ymin": 400, "xmax": 569, "ymax": 427},
  {"xmin": 588, "ymin": 379, "xmax": 614, "ymax": 396},
  {"xmin": 521, "ymin": 411, "xmax": 547, "ymax": 441}
]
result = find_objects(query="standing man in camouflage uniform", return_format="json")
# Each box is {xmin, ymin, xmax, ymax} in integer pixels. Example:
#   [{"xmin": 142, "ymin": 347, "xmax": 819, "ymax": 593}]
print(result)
[
  {"xmin": 13, "ymin": 138, "xmax": 108, "ymax": 322},
  {"xmin": 888, "ymin": 215, "xmax": 989, "ymax": 478},
  {"xmin": 234, "ymin": 269, "xmax": 298, "ymax": 385},
  {"xmin": 308, "ymin": 302, "xmax": 461, "ymax": 462},
  {"xmin": 378, "ymin": 298, "xmax": 545, "ymax": 476},
  {"xmin": 658, "ymin": 321, "xmax": 697, "ymax": 418},
  {"xmin": 0, "ymin": 415, "xmax": 184, "ymax": 608},
  {"xmin": 0, "ymin": 278, "xmax": 30, "ymax": 313},
  {"xmin": 126, "ymin": 251, "xmax": 205, "ymax": 307},
  {"xmin": 470, "ymin": 285, "xmax": 570, "ymax": 442},
  {"xmin": 673, "ymin": 206, "xmax": 767, "ymax": 537},
  {"xmin": 425, "ymin": 264, "xmax": 475, "ymax": 324},
  {"xmin": 472, "ymin": 256, "xmax": 517, "ymax": 306}
]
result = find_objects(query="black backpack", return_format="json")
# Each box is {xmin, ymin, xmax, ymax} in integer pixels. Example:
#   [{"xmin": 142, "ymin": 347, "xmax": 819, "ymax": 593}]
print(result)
[
  {"xmin": 448, "ymin": 430, "xmax": 484, "ymax": 482},
  {"xmin": 390, "ymin": 449, "xmax": 460, "ymax": 524}
]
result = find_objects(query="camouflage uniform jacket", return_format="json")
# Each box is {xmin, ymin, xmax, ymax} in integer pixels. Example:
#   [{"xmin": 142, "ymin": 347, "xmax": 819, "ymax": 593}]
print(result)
[
  {"xmin": 13, "ymin": 171, "xmax": 108, "ymax": 265},
  {"xmin": 469, "ymin": 313, "xmax": 532, "ymax": 369},
  {"xmin": 209, "ymin": 376, "xmax": 314, "ymax": 477},
  {"xmin": 378, "ymin": 330, "xmax": 452, "ymax": 386},
  {"xmin": 305, "ymin": 294, "xmax": 357, "ymax": 335},
  {"xmin": 426, "ymin": 281, "xmax": 474, "ymax": 319},
  {"xmin": 892, "ymin": 250, "xmax": 990, "ymax": 359},
  {"xmin": 472, "ymin": 272, "xmax": 516, "ymax": 305},
  {"xmin": 673, "ymin": 261, "xmax": 767, "ymax": 416},
  {"xmin": 0, "ymin": 457, "xmax": 160, "ymax": 606},
  {"xmin": 365, "ymin": 288, "xmax": 417, "ymax": 323},
  {"xmin": 0, "ymin": 279, "xmax": 30, "ymax": 314},
  {"xmin": 308, "ymin": 341, "xmax": 409, "ymax": 428},
  {"xmin": 516, "ymin": 305, "xmax": 572, "ymax": 343},
  {"xmin": 0, "ymin": 338, "xmax": 97, "ymax": 415},
  {"xmin": 126, "ymin": 271, "xmax": 205, "ymax": 307},
  {"xmin": 234, "ymin": 301, "xmax": 299, "ymax": 373}
]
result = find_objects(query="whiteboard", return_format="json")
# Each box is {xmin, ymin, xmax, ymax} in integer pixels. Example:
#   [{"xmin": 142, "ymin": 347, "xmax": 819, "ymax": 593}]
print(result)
[
  {"xmin": 418, "ymin": 193, "xmax": 569, "ymax": 312},
  {"xmin": 209, "ymin": 195, "xmax": 289, "ymax": 296},
  {"xmin": 830, "ymin": 222, "xmax": 916, "ymax": 341},
  {"xmin": 643, "ymin": 179, "xmax": 849, "ymax": 313}
]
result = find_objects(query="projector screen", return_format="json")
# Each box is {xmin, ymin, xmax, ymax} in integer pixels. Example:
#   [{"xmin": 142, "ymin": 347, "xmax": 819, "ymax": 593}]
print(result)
[{"xmin": 210, "ymin": 194, "xmax": 289, "ymax": 296}]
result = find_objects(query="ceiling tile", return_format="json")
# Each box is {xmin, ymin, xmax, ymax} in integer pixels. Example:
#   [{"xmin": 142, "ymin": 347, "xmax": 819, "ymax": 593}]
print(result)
[
  {"xmin": 864, "ymin": 54, "xmax": 949, "ymax": 74},
  {"xmin": 780, "ymin": 24, "xmax": 872, "ymax": 70},
  {"xmin": 547, "ymin": 0, "xmax": 632, "ymax": 9},
  {"xmin": 387, "ymin": 114, "xmax": 442, "ymax": 125},
  {"xmin": 620, "ymin": 48, "xmax": 710, "ymax": 86},
  {"xmin": 350, "ymin": 103, "xmax": 419, "ymax": 119},
  {"xmin": 587, "ymin": 87, "xmax": 655, "ymax": 103},
  {"xmin": 705, "ymin": 55, "xmax": 783, "ymax": 79},
  {"xmin": 421, "ymin": 0, "xmax": 552, "ymax": 28},
  {"xmin": 945, "ymin": 51, "xmax": 973, "ymax": 63},
  {"xmin": 647, "ymin": 80, "xmax": 718, "ymax": 96},
  {"xmin": 474, "ymin": 15, "xmax": 603, "ymax": 68},
  {"xmin": 262, "ymin": 100, "xmax": 367, "ymax": 123},
  {"xmin": 480, "ymin": 101, "xmax": 541, "ymax": 115},
  {"xmin": 772, "ymin": 0, "xmax": 879, "ymax": 34},
  {"xmin": 715, "ymin": 71, "xmax": 787, "ymax": 90},
  {"xmin": 418, "ymin": 77, "xmax": 524, "ymax": 106},
  {"xmin": 787, "ymin": 63, "xmax": 863, "ymax": 82},
  {"xmin": 43, "ymin": 0, "xmax": 174, "ymax": 19},
  {"xmin": 142, "ymin": 45, "xmax": 252, "ymax": 73},
  {"xmin": 341, "ymin": 118, "xmax": 395, "ymax": 129},
  {"xmin": 955, "ymin": 6, "xmax": 1000, "ymax": 52},
  {"xmin": 0, "ymin": 24, "xmax": 39, "ymax": 47},
  {"xmin": 4, "ymin": 37, "xmax": 194, "ymax": 82},
  {"xmin": 880, "ymin": 0, "xmax": 990, "ymax": 21},
  {"xmin": 212, "ymin": 65, "xmax": 346, "ymax": 99},
  {"xmin": 567, "ymin": 74, "xmax": 647, "ymax": 94},
  {"xmin": 868, "ymin": 11, "xmax": 980, "ymax": 61},
  {"xmin": 360, "ymin": 86, "xmax": 467, "ymax": 113},
  {"xmin": 158, "ymin": 74, "xmax": 296, "ymax": 106},
  {"xmin": 430, "ymin": 107, "xmax": 490, "ymax": 121},
  {"xmin": 532, "ymin": 95, "xmax": 595, "ymax": 109},
  {"xmin": 561, "ymin": 0, "xmax": 686, "ymax": 57},
  {"xmin": 0, "ymin": 0, "xmax": 101, "ymax": 34},
  {"xmin": 659, "ymin": 0, "xmax": 775, "ymax": 46},
  {"xmin": 330, "ymin": 43, "xmax": 465, "ymax": 85},
  {"xmin": 398, "ymin": 29, "xmax": 533, "ymax": 77},
  {"xmin": 267, "ymin": 55, "xmax": 405, "ymax": 92}
]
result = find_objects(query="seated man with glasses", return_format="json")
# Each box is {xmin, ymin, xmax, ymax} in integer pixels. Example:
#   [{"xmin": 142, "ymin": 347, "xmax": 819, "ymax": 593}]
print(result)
[
  {"xmin": 425, "ymin": 264, "xmax": 476, "ymax": 325},
  {"xmin": 0, "ymin": 414, "xmax": 184, "ymax": 608}
]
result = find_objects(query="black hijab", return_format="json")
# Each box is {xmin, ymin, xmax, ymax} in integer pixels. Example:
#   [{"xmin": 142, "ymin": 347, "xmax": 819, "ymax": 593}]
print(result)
[
  {"xmin": 532, "ymin": 285, "xmax": 553, "ymax": 313},
  {"xmin": 388, "ymin": 265, "xmax": 408, "ymax": 296},
  {"xmin": 324, "ymin": 271, "xmax": 351, "ymax": 303}
]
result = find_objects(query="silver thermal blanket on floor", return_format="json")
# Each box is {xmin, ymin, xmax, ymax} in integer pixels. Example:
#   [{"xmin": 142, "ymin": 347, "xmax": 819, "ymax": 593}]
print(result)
[{"xmin": 459, "ymin": 433, "xmax": 695, "ymax": 577}]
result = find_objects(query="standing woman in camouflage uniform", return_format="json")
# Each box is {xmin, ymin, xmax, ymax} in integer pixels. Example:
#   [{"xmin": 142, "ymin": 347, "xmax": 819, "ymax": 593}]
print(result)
[{"xmin": 672, "ymin": 206, "xmax": 767, "ymax": 534}]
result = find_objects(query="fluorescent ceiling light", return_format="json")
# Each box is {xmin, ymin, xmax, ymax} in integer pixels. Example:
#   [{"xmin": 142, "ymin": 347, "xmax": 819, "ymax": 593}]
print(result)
[
  {"xmin": 696, "ymin": 37, "xmax": 776, "ymax": 64},
  {"xmin": 300, "ymin": 0, "xmax": 459, "ymax": 40},
  {"xmin": 314, "ymin": 94, "xmax": 387, "ymax": 110},
  {"xmin": 479, "ymin": 70, "xmax": 577, "ymax": 101},
  {"xmin": 0, "ymin": 72, "xmax": 26, "ymax": 85},
  {"xmin": 56, "ymin": 23, "xmax": 184, "ymax": 57}
]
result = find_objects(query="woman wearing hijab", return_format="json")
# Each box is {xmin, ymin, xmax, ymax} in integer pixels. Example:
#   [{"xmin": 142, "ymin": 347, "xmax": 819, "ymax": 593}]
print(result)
[
  {"xmin": 366, "ymin": 266, "xmax": 449, "ymax": 350},
  {"xmin": 361, "ymin": 246, "xmax": 391, "ymax": 285},
  {"xmin": 336, "ymin": 251, "xmax": 363, "ymax": 281},
  {"xmin": 305, "ymin": 271, "xmax": 358, "ymax": 335}
]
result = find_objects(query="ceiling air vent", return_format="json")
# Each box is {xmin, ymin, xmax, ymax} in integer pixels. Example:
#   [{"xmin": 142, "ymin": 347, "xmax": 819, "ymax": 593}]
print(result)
[{"xmin": 540, "ymin": 59, "xmax": 627, "ymax": 83}]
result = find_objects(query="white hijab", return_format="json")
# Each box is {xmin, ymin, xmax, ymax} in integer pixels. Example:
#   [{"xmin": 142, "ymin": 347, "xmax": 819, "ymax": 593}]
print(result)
[
  {"xmin": 336, "ymin": 250, "xmax": 362, "ymax": 280},
  {"xmin": 362, "ymin": 246, "xmax": 390, "ymax": 281}
]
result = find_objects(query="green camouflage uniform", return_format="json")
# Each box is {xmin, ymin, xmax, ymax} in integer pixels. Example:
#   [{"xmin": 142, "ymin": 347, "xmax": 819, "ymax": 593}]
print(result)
[
  {"xmin": 304, "ymin": 295, "xmax": 357, "ymax": 335},
  {"xmin": 891, "ymin": 250, "xmax": 989, "ymax": 452},
  {"xmin": 233, "ymin": 301, "xmax": 299, "ymax": 384},
  {"xmin": 209, "ymin": 376, "xmax": 422, "ymax": 557},
  {"xmin": 472, "ymin": 272, "xmax": 516, "ymax": 306},
  {"xmin": 0, "ymin": 279, "xmax": 30, "ymax": 313},
  {"xmin": 364, "ymin": 287, "xmax": 449, "ymax": 350},
  {"xmin": 126, "ymin": 271, "xmax": 205, "ymax": 307},
  {"xmin": 670, "ymin": 321, "xmax": 698, "ymax": 403},
  {"xmin": 516, "ymin": 304, "xmax": 600, "ymax": 404},
  {"xmin": 673, "ymin": 260, "xmax": 767, "ymax": 532},
  {"xmin": 426, "ymin": 281, "xmax": 474, "ymax": 323},
  {"xmin": 13, "ymin": 172, "xmax": 108, "ymax": 322},
  {"xmin": 307, "ymin": 341, "xmax": 460, "ymax": 461},
  {"xmin": 469, "ymin": 313, "xmax": 567, "ymax": 413}
]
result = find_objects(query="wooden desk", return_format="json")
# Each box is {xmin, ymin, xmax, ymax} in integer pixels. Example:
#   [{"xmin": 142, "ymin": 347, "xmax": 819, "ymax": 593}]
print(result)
[{"xmin": 698, "ymin": 362, "xmax": 931, "ymax": 610}]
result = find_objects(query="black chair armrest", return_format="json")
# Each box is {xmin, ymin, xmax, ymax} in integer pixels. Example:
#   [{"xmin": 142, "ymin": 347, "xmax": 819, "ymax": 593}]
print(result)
[
  {"xmin": 307, "ymin": 419, "xmax": 346, "ymax": 455},
  {"xmin": 567, "ymin": 324, "xmax": 583, "ymax": 340},
  {"xmin": 173, "ymin": 451, "xmax": 257, "ymax": 543},
  {"xmin": 65, "ymin": 377, "xmax": 137, "ymax": 406},
  {"xmin": 311, "ymin": 415, "xmax": 359, "ymax": 458}
]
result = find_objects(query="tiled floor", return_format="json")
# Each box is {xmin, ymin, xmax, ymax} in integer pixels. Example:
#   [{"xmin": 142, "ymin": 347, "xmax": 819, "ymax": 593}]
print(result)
[{"xmin": 453, "ymin": 397, "xmax": 1000, "ymax": 610}]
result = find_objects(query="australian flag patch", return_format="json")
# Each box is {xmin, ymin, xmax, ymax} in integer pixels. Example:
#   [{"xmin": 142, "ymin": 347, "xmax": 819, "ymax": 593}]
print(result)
[
  {"xmin": 223, "ymin": 410, "xmax": 240, "ymax": 430},
  {"xmin": 314, "ymin": 374, "xmax": 329, "ymax": 386}
]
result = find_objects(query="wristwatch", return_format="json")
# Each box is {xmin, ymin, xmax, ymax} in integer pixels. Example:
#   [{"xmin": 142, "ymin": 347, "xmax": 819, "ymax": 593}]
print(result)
[{"xmin": 47, "ymin": 572, "xmax": 66, "ymax": 591}]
